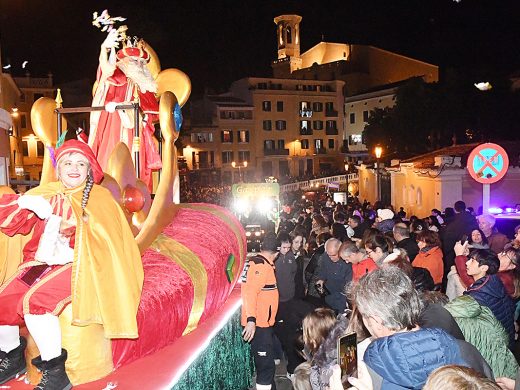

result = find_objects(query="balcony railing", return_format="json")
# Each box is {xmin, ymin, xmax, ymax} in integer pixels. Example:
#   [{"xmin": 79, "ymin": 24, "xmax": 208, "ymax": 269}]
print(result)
[
  {"xmin": 315, "ymin": 148, "xmax": 327, "ymax": 155},
  {"xmin": 325, "ymin": 110, "xmax": 338, "ymax": 117},
  {"xmin": 299, "ymin": 109, "xmax": 313, "ymax": 118},
  {"xmin": 325, "ymin": 127, "xmax": 338, "ymax": 135},
  {"xmin": 300, "ymin": 128, "xmax": 313, "ymax": 136},
  {"xmin": 264, "ymin": 148, "xmax": 290, "ymax": 156}
]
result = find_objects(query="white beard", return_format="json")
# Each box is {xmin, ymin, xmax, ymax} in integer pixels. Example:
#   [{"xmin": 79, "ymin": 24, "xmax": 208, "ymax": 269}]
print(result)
[{"xmin": 117, "ymin": 57, "xmax": 157, "ymax": 93}]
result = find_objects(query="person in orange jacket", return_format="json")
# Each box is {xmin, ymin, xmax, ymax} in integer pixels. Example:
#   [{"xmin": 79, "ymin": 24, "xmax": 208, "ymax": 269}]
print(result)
[
  {"xmin": 414, "ymin": 230, "xmax": 444, "ymax": 287},
  {"xmin": 241, "ymin": 233, "xmax": 280, "ymax": 390}
]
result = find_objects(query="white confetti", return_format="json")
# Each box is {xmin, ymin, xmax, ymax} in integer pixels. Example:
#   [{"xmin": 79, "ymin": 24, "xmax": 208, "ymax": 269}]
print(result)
[
  {"xmin": 474, "ymin": 82, "xmax": 492, "ymax": 91},
  {"xmin": 22, "ymin": 61, "xmax": 28, "ymax": 69}
]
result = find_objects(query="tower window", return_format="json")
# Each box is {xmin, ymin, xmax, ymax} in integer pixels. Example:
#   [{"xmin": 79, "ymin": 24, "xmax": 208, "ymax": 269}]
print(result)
[{"xmin": 286, "ymin": 26, "xmax": 292, "ymax": 44}]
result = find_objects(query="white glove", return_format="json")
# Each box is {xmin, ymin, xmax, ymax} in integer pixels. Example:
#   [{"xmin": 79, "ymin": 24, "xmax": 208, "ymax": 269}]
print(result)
[
  {"xmin": 18, "ymin": 195, "xmax": 53, "ymax": 219},
  {"xmin": 101, "ymin": 29, "xmax": 120, "ymax": 50},
  {"xmin": 105, "ymin": 101, "xmax": 118, "ymax": 113}
]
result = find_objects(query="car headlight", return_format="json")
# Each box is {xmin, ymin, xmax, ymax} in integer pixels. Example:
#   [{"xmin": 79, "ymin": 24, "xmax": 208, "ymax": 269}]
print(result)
[
  {"xmin": 246, "ymin": 231, "xmax": 251, "ymax": 237},
  {"xmin": 255, "ymin": 231, "xmax": 261, "ymax": 237}
]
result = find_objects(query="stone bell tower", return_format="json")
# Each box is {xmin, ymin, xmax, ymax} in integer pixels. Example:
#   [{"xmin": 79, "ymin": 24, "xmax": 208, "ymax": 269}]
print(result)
[{"xmin": 272, "ymin": 15, "xmax": 302, "ymax": 77}]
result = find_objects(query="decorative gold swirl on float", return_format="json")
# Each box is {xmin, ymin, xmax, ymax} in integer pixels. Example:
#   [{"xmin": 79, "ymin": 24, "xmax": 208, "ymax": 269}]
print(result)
[
  {"xmin": 135, "ymin": 91, "xmax": 180, "ymax": 252},
  {"xmin": 150, "ymin": 233, "xmax": 208, "ymax": 335},
  {"xmin": 31, "ymin": 97, "xmax": 67, "ymax": 184}
]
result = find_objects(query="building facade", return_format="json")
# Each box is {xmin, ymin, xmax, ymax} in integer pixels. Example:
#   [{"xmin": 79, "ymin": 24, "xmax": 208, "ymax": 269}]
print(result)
[
  {"xmin": 186, "ymin": 78, "xmax": 345, "ymax": 183},
  {"xmin": 184, "ymin": 14, "xmax": 439, "ymax": 183},
  {"xmin": 11, "ymin": 74, "xmax": 56, "ymax": 181}
]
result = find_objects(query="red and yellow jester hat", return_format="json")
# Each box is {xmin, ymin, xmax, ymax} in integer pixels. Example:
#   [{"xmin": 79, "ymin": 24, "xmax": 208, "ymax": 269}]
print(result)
[{"xmin": 55, "ymin": 140, "xmax": 104, "ymax": 184}]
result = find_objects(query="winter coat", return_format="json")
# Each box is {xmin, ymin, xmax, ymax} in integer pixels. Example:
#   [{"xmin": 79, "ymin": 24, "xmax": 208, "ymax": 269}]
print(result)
[
  {"xmin": 364, "ymin": 327, "xmax": 493, "ymax": 390},
  {"xmin": 376, "ymin": 219, "xmax": 395, "ymax": 234},
  {"xmin": 309, "ymin": 316, "xmax": 349, "ymax": 390},
  {"xmin": 464, "ymin": 274, "xmax": 515, "ymax": 344},
  {"xmin": 445, "ymin": 295, "xmax": 518, "ymax": 378},
  {"xmin": 396, "ymin": 237, "xmax": 419, "ymax": 262},
  {"xmin": 412, "ymin": 246, "xmax": 444, "ymax": 285}
]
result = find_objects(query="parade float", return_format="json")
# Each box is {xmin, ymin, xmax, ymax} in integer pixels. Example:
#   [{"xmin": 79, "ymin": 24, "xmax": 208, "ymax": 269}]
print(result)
[{"xmin": 1, "ymin": 11, "xmax": 252, "ymax": 390}]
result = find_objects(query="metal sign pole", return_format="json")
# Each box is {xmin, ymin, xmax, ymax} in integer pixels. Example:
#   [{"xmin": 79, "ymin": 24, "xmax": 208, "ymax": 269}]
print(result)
[{"xmin": 482, "ymin": 184, "xmax": 490, "ymax": 214}]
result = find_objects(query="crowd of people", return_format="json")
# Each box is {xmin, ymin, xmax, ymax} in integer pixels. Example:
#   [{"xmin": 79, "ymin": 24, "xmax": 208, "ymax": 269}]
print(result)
[
  {"xmin": 241, "ymin": 193, "xmax": 520, "ymax": 390},
  {"xmin": 180, "ymin": 184, "xmax": 232, "ymax": 205}
]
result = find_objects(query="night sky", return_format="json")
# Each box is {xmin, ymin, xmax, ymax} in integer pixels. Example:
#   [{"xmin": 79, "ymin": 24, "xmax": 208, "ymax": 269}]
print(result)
[{"xmin": 1, "ymin": 0, "xmax": 520, "ymax": 96}]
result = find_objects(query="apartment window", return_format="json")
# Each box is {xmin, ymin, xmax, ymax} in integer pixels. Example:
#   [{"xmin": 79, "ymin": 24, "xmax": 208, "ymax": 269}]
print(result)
[
  {"xmin": 276, "ymin": 101, "xmax": 284, "ymax": 112},
  {"xmin": 262, "ymin": 101, "xmax": 271, "ymax": 111},
  {"xmin": 349, "ymin": 113, "xmax": 355, "ymax": 124},
  {"xmin": 222, "ymin": 151, "xmax": 234, "ymax": 164},
  {"xmin": 22, "ymin": 141, "xmax": 29, "ymax": 157},
  {"xmin": 257, "ymin": 82, "xmax": 268, "ymax": 89},
  {"xmin": 299, "ymin": 101, "xmax": 311, "ymax": 110},
  {"xmin": 238, "ymin": 130, "xmax": 250, "ymax": 143},
  {"xmin": 300, "ymin": 120, "xmax": 310, "ymax": 131},
  {"xmin": 328, "ymin": 139, "xmax": 335, "ymax": 149},
  {"xmin": 221, "ymin": 130, "xmax": 233, "ymax": 143},
  {"xmin": 263, "ymin": 120, "xmax": 272, "ymax": 131},
  {"xmin": 326, "ymin": 120, "xmax": 337, "ymax": 130},
  {"xmin": 313, "ymin": 120, "xmax": 323, "ymax": 130},
  {"xmin": 275, "ymin": 120, "xmax": 286, "ymax": 130},
  {"xmin": 36, "ymin": 141, "xmax": 45, "ymax": 157},
  {"xmin": 300, "ymin": 139, "xmax": 309, "ymax": 149},
  {"xmin": 21, "ymin": 114, "xmax": 27, "ymax": 129},
  {"xmin": 313, "ymin": 102, "xmax": 323, "ymax": 112},
  {"xmin": 325, "ymin": 102, "xmax": 334, "ymax": 111},
  {"xmin": 191, "ymin": 133, "xmax": 213, "ymax": 143},
  {"xmin": 277, "ymin": 140, "xmax": 285, "ymax": 149},
  {"xmin": 264, "ymin": 140, "xmax": 275, "ymax": 150},
  {"xmin": 314, "ymin": 139, "xmax": 324, "ymax": 150},
  {"xmin": 363, "ymin": 110, "xmax": 369, "ymax": 122},
  {"xmin": 238, "ymin": 151, "xmax": 250, "ymax": 163}
]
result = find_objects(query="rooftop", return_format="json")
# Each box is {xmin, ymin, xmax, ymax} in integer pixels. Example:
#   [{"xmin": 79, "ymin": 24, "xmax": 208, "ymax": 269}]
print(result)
[{"xmin": 397, "ymin": 141, "xmax": 520, "ymax": 169}]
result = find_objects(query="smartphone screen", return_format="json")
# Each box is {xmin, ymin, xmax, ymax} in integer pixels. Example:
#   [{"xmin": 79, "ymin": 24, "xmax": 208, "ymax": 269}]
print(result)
[
  {"xmin": 460, "ymin": 234, "xmax": 468, "ymax": 244},
  {"xmin": 337, "ymin": 332, "xmax": 357, "ymax": 384}
]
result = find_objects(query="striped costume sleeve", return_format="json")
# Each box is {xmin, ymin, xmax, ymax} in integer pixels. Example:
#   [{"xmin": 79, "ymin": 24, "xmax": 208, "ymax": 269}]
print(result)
[{"xmin": 0, "ymin": 194, "xmax": 38, "ymax": 236}]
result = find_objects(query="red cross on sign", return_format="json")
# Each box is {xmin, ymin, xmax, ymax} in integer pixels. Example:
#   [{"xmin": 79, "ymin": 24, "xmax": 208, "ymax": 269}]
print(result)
[{"xmin": 467, "ymin": 143, "xmax": 509, "ymax": 184}]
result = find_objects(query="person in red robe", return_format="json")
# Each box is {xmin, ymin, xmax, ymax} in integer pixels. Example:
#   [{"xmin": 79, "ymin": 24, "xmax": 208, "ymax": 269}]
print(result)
[{"xmin": 88, "ymin": 30, "xmax": 161, "ymax": 189}]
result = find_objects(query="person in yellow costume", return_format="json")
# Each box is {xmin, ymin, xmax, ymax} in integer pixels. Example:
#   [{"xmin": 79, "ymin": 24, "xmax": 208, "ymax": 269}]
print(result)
[{"xmin": 0, "ymin": 140, "xmax": 143, "ymax": 390}]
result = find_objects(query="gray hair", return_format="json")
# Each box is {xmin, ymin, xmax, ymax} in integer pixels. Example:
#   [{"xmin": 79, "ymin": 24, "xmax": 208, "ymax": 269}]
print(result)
[
  {"xmin": 324, "ymin": 238, "xmax": 341, "ymax": 255},
  {"xmin": 339, "ymin": 241, "xmax": 362, "ymax": 257},
  {"xmin": 352, "ymin": 266, "xmax": 423, "ymax": 331},
  {"xmin": 393, "ymin": 223, "xmax": 410, "ymax": 238},
  {"xmin": 477, "ymin": 214, "xmax": 496, "ymax": 227}
]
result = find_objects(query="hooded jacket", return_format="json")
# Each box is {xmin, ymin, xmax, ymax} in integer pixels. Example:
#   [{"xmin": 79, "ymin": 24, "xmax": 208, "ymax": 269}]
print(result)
[
  {"xmin": 364, "ymin": 327, "xmax": 493, "ymax": 390},
  {"xmin": 445, "ymin": 295, "xmax": 518, "ymax": 378},
  {"xmin": 464, "ymin": 274, "xmax": 515, "ymax": 344}
]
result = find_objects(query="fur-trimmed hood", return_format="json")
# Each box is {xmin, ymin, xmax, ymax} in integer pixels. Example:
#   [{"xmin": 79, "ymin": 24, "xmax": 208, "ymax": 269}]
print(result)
[{"xmin": 310, "ymin": 315, "xmax": 349, "ymax": 389}]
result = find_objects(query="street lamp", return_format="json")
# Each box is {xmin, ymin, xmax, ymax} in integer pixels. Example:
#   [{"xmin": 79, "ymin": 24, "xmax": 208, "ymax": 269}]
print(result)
[
  {"xmin": 374, "ymin": 146, "xmax": 383, "ymax": 202},
  {"xmin": 231, "ymin": 161, "xmax": 248, "ymax": 182}
]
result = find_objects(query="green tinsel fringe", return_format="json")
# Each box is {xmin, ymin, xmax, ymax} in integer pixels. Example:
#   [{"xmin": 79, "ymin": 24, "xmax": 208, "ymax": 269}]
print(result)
[{"xmin": 173, "ymin": 308, "xmax": 255, "ymax": 390}]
